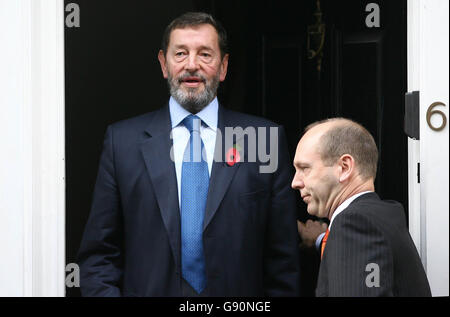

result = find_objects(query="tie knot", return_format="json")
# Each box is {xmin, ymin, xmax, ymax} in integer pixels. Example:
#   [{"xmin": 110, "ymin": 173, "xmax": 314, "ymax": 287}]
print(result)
[
  {"xmin": 321, "ymin": 229, "xmax": 330, "ymax": 260},
  {"xmin": 183, "ymin": 115, "xmax": 202, "ymax": 133}
]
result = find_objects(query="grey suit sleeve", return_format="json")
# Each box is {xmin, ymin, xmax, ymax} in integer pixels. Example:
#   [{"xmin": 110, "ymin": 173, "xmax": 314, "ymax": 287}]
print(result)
[
  {"xmin": 77, "ymin": 125, "xmax": 124, "ymax": 297},
  {"xmin": 325, "ymin": 211, "xmax": 394, "ymax": 296},
  {"xmin": 263, "ymin": 126, "xmax": 300, "ymax": 296}
]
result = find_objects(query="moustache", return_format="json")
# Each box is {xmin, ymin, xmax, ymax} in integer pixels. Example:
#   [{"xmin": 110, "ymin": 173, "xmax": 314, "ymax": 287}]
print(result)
[{"xmin": 176, "ymin": 73, "xmax": 207, "ymax": 84}]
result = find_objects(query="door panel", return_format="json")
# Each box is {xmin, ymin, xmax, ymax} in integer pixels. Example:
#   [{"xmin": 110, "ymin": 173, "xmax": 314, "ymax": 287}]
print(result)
[{"xmin": 65, "ymin": 0, "xmax": 407, "ymax": 296}]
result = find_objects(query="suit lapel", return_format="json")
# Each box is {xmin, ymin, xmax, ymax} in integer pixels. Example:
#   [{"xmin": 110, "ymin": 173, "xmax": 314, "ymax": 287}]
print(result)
[
  {"xmin": 140, "ymin": 104, "xmax": 241, "ymax": 246},
  {"xmin": 140, "ymin": 105, "xmax": 181, "ymax": 271},
  {"xmin": 203, "ymin": 106, "xmax": 241, "ymax": 231}
]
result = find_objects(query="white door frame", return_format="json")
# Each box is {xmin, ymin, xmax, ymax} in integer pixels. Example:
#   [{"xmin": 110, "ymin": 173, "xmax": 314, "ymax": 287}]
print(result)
[
  {"xmin": 407, "ymin": 0, "xmax": 449, "ymax": 297},
  {"xmin": 0, "ymin": 0, "xmax": 65, "ymax": 296}
]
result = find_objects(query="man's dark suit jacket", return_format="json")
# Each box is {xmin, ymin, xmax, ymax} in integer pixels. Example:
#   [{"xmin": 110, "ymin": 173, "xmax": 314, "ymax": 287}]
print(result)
[
  {"xmin": 316, "ymin": 192, "xmax": 431, "ymax": 297},
  {"xmin": 77, "ymin": 104, "xmax": 300, "ymax": 297}
]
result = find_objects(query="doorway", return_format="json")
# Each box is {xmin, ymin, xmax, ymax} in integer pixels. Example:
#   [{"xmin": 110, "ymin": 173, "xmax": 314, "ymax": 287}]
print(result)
[{"xmin": 65, "ymin": 0, "xmax": 407, "ymax": 296}]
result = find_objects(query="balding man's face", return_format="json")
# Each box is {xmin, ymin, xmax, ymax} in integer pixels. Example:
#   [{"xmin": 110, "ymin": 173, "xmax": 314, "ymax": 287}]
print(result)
[{"xmin": 291, "ymin": 128, "xmax": 340, "ymax": 219}]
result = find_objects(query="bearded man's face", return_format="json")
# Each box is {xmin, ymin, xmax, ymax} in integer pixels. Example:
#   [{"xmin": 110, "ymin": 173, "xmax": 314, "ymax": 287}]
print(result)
[{"xmin": 158, "ymin": 24, "xmax": 229, "ymax": 113}]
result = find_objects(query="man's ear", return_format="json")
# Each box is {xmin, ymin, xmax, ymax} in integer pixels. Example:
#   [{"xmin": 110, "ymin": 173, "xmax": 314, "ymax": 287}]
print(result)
[
  {"xmin": 158, "ymin": 50, "xmax": 168, "ymax": 79},
  {"xmin": 219, "ymin": 54, "xmax": 229, "ymax": 82},
  {"xmin": 338, "ymin": 154, "xmax": 355, "ymax": 183}
]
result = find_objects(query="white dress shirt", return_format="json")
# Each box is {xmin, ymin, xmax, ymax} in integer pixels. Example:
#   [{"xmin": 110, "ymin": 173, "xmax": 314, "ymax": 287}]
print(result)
[
  {"xmin": 315, "ymin": 191, "xmax": 373, "ymax": 250},
  {"xmin": 328, "ymin": 191, "xmax": 373, "ymax": 230},
  {"xmin": 169, "ymin": 96, "xmax": 218, "ymax": 208}
]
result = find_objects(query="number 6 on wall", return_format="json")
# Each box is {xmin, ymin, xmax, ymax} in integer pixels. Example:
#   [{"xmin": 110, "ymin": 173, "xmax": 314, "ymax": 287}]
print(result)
[{"xmin": 427, "ymin": 102, "xmax": 447, "ymax": 131}]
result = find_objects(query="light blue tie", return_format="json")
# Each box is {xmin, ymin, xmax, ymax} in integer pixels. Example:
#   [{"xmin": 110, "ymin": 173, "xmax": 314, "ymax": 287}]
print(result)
[{"xmin": 181, "ymin": 114, "xmax": 208, "ymax": 294}]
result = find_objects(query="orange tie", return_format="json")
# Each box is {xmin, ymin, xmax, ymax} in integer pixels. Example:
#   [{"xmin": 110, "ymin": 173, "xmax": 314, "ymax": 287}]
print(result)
[{"xmin": 321, "ymin": 229, "xmax": 330, "ymax": 259}]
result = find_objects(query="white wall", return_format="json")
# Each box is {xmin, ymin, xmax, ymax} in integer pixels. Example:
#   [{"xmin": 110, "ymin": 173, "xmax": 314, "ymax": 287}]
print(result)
[
  {"xmin": 0, "ymin": 1, "xmax": 26, "ymax": 295},
  {"xmin": 0, "ymin": 0, "xmax": 65, "ymax": 296},
  {"xmin": 408, "ymin": 0, "xmax": 449, "ymax": 297}
]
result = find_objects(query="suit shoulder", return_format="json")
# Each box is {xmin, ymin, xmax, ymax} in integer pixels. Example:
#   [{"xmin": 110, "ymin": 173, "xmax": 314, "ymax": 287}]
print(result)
[
  {"xmin": 348, "ymin": 197, "xmax": 405, "ymax": 222},
  {"xmin": 105, "ymin": 108, "xmax": 167, "ymax": 146},
  {"xmin": 347, "ymin": 195, "xmax": 402, "ymax": 211},
  {"xmin": 334, "ymin": 196, "xmax": 406, "ymax": 234}
]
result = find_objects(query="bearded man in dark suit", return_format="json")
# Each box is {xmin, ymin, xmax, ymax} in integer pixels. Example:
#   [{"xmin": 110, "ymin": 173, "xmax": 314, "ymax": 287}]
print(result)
[{"xmin": 77, "ymin": 12, "xmax": 300, "ymax": 297}]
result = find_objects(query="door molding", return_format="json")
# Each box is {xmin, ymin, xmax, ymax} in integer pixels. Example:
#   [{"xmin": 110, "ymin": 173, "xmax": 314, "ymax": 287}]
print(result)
[
  {"xmin": 407, "ymin": 0, "xmax": 449, "ymax": 296},
  {"xmin": 407, "ymin": 0, "xmax": 424, "ymax": 266},
  {"xmin": 0, "ymin": 0, "xmax": 65, "ymax": 296}
]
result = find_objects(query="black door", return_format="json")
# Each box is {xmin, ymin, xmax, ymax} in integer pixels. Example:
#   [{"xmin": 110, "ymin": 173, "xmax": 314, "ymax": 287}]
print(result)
[{"xmin": 65, "ymin": 0, "xmax": 407, "ymax": 297}]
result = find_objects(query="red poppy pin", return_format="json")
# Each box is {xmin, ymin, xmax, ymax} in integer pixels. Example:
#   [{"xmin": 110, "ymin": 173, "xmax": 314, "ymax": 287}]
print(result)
[{"xmin": 226, "ymin": 145, "xmax": 241, "ymax": 167}]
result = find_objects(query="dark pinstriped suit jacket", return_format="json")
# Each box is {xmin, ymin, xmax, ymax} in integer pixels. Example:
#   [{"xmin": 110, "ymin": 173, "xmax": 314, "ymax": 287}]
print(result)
[{"xmin": 316, "ymin": 192, "xmax": 431, "ymax": 297}]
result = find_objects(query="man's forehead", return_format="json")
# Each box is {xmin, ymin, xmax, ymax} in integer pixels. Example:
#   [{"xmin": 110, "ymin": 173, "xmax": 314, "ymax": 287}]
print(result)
[
  {"xmin": 295, "ymin": 138, "xmax": 316, "ymax": 162},
  {"xmin": 295, "ymin": 128, "xmax": 326, "ymax": 161},
  {"xmin": 169, "ymin": 24, "xmax": 218, "ymax": 44},
  {"xmin": 301, "ymin": 127, "xmax": 325, "ymax": 148},
  {"xmin": 300, "ymin": 122, "xmax": 336, "ymax": 147}
]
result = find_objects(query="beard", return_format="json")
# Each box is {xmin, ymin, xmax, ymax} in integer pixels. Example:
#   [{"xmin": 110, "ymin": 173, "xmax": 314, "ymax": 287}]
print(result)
[{"xmin": 168, "ymin": 71, "xmax": 220, "ymax": 114}]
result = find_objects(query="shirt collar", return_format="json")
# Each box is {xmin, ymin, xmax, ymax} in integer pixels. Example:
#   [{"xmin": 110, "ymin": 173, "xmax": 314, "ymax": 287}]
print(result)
[
  {"xmin": 169, "ymin": 96, "xmax": 218, "ymax": 131},
  {"xmin": 329, "ymin": 191, "xmax": 373, "ymax": 230}
]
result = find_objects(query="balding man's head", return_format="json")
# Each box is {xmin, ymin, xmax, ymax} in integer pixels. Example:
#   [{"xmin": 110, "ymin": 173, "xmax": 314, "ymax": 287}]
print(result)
[
  {"xmin": 304, "ymin": 118, "xmax": 378, "ymax": 181},
  {"xmin": 292, "ymin": 118, "xmax": 378, "ymax": 218}
]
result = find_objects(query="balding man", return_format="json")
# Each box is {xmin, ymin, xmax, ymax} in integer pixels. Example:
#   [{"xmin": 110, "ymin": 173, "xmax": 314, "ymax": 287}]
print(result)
[{"xmin": 292, "ymin": 118, "xmax": 431, "ymax": 297}]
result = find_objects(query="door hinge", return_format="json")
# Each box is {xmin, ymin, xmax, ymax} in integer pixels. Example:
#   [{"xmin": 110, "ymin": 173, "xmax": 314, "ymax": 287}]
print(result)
[
  {"xmin": 405, "ymin": 91, "xmax": 420, "ymax": 140},
  {"xmin": 417, "ymin": 162, "xmax": 420, "ymax": 183}
]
